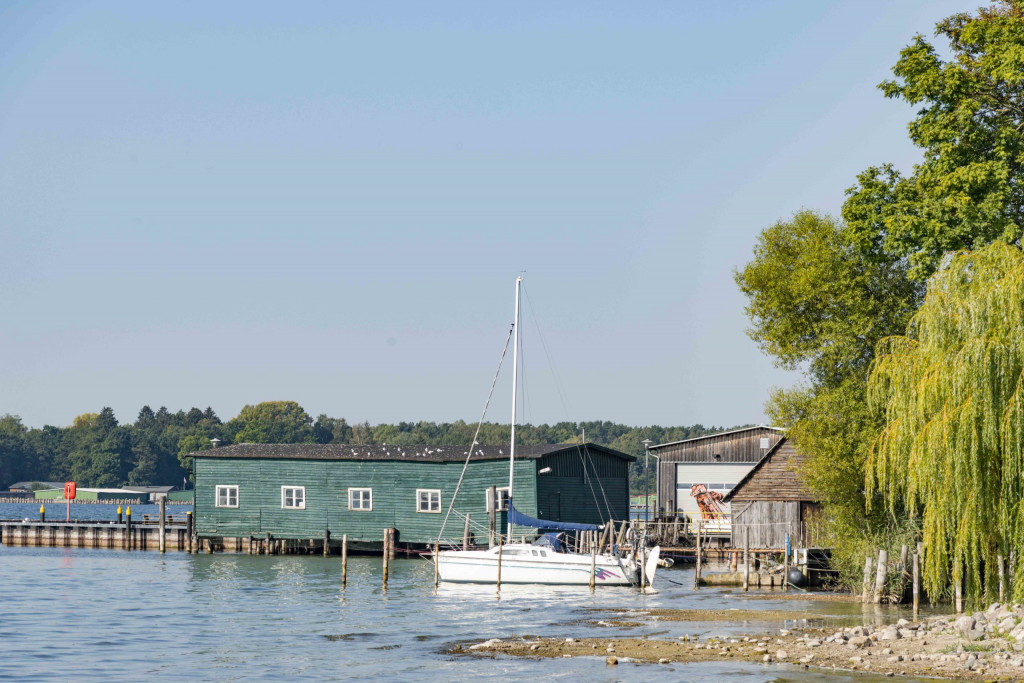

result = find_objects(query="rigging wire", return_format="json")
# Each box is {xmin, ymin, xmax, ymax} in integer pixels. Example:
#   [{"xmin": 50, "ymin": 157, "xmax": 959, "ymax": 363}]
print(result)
[
  {"xmin": 436, "ymin": 323, "xmax": 514, "ymax": 547},
  {"xmin": 522, "ymin": 284, "xmax": 616, "ymax": 523}
]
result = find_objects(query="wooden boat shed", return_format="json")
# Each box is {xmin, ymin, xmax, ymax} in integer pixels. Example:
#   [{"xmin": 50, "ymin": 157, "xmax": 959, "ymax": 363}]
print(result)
[
  {"xmin": 721, "ymin": 437, "xmax": 821, "ymax": 550},
  {"xmin": 652, "ymin": 426, "xmax": 784, "ymax": 517},
  {"xmin": 189, "ymin": 442, "xmax": 633, "ymax": 551}
]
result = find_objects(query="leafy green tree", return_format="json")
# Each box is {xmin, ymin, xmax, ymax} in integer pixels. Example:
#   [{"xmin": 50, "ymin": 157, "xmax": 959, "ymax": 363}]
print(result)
[
  {"xmin": 0, "ymin": 415, "xmax": 30, "ymax": 487},
  {"xmin": 313, "ymin": 415, "xmax": 351, "ymax": 444},
  {"xmin": 844, "ymin": 1, "xmax": 1024, "ymax": 280},
  {"xmin": 128, "ymin": 441, "xmax": 158, "ymax": 486},
  {"xmin": 228, "ymin": 401, "xmax": 314, "ymax": 444},
  {"xmin": 868, "ymin": 243, "xmax": 1024, "ymax": 606},
  {"xmin": 65, "ymin": 409, "xmax": 130, "ymax": 487},
  {"xmin": 736, "ymin": 210, "xmax": 920, "ymax": 388}
]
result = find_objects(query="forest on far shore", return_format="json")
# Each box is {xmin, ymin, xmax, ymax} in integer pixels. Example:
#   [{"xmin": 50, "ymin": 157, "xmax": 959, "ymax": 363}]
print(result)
[{"xmin": 0, "ymin": 400, "xmax": 730, "ymax": 495}]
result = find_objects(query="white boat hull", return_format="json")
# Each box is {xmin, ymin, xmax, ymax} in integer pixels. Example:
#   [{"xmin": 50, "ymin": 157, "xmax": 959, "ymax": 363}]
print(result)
[{"xmin": 436, "ymin": 544, "xmax": 641, "ymax": 586}]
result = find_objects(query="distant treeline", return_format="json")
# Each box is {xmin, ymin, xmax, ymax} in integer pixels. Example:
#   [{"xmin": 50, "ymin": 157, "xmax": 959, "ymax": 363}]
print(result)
[{"xmin": 0, "ymin": 400, "xmax": 730, "ymax": 494}]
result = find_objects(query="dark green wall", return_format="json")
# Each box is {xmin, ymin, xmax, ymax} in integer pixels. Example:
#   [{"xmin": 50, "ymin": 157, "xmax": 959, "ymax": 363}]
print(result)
[
  {"xmin": 194, "ymin": 457, "xmax": 539, "ymax": 544},
  {"xmin": 535, "ymin": 449, "xmax": 630, "ymax": 524}
]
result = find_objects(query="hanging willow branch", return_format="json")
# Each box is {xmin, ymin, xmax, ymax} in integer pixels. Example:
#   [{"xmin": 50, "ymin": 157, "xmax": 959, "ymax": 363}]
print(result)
[{"xmin": 867, "ymin": 242, "xmax": 1024, "ymax": 608}]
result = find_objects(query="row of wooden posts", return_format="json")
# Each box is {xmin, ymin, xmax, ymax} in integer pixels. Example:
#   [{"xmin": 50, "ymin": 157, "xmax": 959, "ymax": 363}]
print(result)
[
  {"xmin": 694, "ymin": 526, "xmax": 764, "ymax": 591},
  {"xmin": 863, "ymin": 543, "xmax": 923, "ymax": 612},
  {"xmin": 863, "ymin": 543, "xmax": 1011, "ymax": 614}
]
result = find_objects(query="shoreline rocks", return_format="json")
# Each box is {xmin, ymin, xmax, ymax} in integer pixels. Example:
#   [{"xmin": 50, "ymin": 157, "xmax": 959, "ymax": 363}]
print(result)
[{"xmin": 455, "ymin": 602, "xmax": 1024, "ymax": 680}]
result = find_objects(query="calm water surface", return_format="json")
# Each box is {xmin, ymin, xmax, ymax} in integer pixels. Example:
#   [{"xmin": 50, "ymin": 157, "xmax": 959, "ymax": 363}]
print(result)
[{"xmin": 1, "ymin": 504, "xmax": 938, "ymax": 682}]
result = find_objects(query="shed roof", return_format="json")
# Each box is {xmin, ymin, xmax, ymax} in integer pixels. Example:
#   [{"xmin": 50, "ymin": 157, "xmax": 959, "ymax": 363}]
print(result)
[
  {"xmin": 189, "ymin": 442, "xmax": 635, "ymax": 463},
  {"xmin": 649, "ymin": 425, "xmax": 783, "ymax": 451},
  {"xmin": 721, "ymin": 437, "xmax": 813, "ymax": 503},
  {"xmin": 8, "ymin": 481, "xmax": 65, "ymax": 490}
]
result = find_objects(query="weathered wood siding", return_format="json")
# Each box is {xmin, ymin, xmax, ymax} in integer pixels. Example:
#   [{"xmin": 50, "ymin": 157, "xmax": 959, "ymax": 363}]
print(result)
[
  {"xmin": 654, "ymin": 427, "xmax": 783, "ymax": 512},
  {"xmin": 727, "ymin": 440, "xmax": 817, "ymax": 549},
  {"xmin": 194, "ymin": 457, "xmax": 538, "ymax": 544},
  {"xmin": 730, "ymin": 501, "xmax": 800, "ymax": 549},
  {"xmin": 535, "ymin": 448, "xmax": 630, "ymax": 524},
  {"xmin": 728, "ymin": 441, "xmax": 809, "ymax": 502}
]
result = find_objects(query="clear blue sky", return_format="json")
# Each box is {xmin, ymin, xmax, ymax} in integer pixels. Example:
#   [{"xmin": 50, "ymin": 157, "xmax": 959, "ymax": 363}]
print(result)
[{"xmin": 0, "ymin": 1, "xmax": 966, "ymax": 430}]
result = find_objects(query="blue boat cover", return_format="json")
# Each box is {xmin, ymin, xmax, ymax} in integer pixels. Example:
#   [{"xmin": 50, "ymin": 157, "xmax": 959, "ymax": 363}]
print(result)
[{"xmin": 508, "ymin": 502, "xmax": 600, "ymax": 531}]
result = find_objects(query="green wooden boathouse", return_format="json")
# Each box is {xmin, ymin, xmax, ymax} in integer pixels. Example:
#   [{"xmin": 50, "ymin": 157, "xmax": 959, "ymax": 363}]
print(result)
[{"xmin": 190, "ymin": 442, "xmax": 633, "ymax": 551}]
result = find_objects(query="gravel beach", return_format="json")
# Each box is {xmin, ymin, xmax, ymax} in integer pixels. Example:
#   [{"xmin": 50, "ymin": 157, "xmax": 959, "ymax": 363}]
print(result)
[{"xmin": 454, "ymin": 601, "xmax": 1024, "ymax": 680}]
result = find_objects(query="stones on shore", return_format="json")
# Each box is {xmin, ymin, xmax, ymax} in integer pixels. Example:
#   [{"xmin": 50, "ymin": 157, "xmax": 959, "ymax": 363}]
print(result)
[{"xmin": 460, "ymin": 600, "xmax": 1024, "ymax": 680}]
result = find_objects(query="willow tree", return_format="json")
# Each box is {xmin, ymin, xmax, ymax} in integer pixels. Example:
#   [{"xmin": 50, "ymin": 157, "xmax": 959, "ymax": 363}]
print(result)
[{"xmin": 868, "ymin": 243, "xmax": 1024, "ymax": 605}]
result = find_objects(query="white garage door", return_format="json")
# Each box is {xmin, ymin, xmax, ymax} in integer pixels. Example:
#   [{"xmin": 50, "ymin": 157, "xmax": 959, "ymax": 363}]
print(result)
[{"xmin": 673, "ymin": 463, "xmax": 756, "ymax": 516}]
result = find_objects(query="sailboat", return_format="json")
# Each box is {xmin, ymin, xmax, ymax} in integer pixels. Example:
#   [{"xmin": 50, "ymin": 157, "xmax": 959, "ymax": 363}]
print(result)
[{"xmin": 435, "ymin": 277, "xmax": 660, "ymax": 586}]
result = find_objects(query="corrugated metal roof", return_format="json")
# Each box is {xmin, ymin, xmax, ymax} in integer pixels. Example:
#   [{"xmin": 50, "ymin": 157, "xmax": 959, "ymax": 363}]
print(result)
[
  {"xmin": 189, "ymin": 442, "xmax": 635, "ymax": 463},
  {"xmin": 649, "ymin": 425, "xmax": 783, "ymax": 451}
]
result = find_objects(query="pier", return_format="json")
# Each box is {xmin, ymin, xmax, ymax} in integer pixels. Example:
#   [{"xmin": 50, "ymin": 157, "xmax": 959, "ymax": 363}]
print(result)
[{"xmin": 1, "ymin": 516, "xmax": 190, "ymax": 552}]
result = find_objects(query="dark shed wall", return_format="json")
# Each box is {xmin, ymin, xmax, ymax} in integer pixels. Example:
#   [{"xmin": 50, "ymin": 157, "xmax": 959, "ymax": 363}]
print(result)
[
  {"xmin": 535, "ymin": 448, "xmax": 630, "ymax": 524},
  {"xmin": 654, "ymin": 427, "xmax": 783, "ymax": 512}
]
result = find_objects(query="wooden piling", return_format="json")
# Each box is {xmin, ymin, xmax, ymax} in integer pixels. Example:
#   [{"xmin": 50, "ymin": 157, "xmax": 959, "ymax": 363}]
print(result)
[
  {"xmin": 999, "ymin": 554, "xmax": 1006, "ymax": 602},
  {"xmin": 382, "ymin": 529, "xmax": 390, "ymax": 589},
  {"xmin": 912, "ymin": 551, "xmax": 920, "ymax": 615},
  {"xmin": 487, "ymin": 486, "xmax": 496, "ymax": 548},
  {"xmin": 873, "ymin": 549, "xmax": 888, "ymax": 604},
  {"xmin": 783, "ymin": 545, "xmax": 789, "ymax": 592},
  {"xmin": 185, "ymin": 511, "xmax": 193, "ymax": 553},
  {"xmin": 159, "ymin": 497, "xmax": 167, "ymax": 553},
  {"xmin": 387, "ymin": 528, "xmax": 396, "ymax": 560},
  {"xmin": 324, "ymin": 529, "xmax": 330, "ymax": 557},
  {"xmin": 862, "ymin": 556, "xmax": 872, "ymax": 602},
  {"xmin": 694, "ymin": 523, "xmax": 702, "ymax": 587},
  {"xmin": 434, "ymin": 541, "xmax": 440, "ymax": 588},
  {"xmin": 463, "ymin": 514, "xmax": 471, "ymax": 551},
  {"xmin": 125, "ymin": 510, "xmax": 132, "ymax": 551},
  {"xmin": 589, "ymin": 531, "xmax": 596, "ymax": 590},
  {"xmin": 743, "ymin": 527, "xmax": 750, "ymax": 592},
  {"xmin": 615, "ymin": 521, "xmax": 627, "ymax": 553},
  {"xmin": 900, "ymin": 544, "xmax": 908, "ymax": 574},
  {"xmin": 496, "ymin": 535, "xmax": 503, "ymax": 591},
  {"xmin": 341, "ymin": 534, "xmax": 348, "ymax": 588}
]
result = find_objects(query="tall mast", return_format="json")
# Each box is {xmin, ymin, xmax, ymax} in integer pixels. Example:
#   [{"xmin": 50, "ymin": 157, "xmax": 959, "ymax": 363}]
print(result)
[{"xmin": 507, "ymin": 276, "xmax": 522, "ymax": 540}]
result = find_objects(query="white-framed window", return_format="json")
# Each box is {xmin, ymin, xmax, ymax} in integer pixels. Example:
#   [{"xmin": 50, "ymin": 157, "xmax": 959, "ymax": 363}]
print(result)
[
  {"xmin": 281, "ymin": 486, "xmax": 305, "ymax": 510},
  {"xmin": 485, "ymin": 487, "xmax": 510, "ymax": 511},
  {"xmin": 417, "ymin": 489, "xmax": 441, "ymax": 513},
  {"xmin": 216, "ymin": 485, "xmax": 238, "ymax": 508},
  {"xmin": 349, "ymin": 488, "xmax": 372, "ymax": 511}
]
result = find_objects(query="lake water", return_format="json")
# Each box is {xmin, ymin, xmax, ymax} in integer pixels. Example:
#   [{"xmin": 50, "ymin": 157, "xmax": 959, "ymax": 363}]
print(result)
[{"xmin": 1, "ymin": 504, "xmax": 938, "ymax": 682}]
